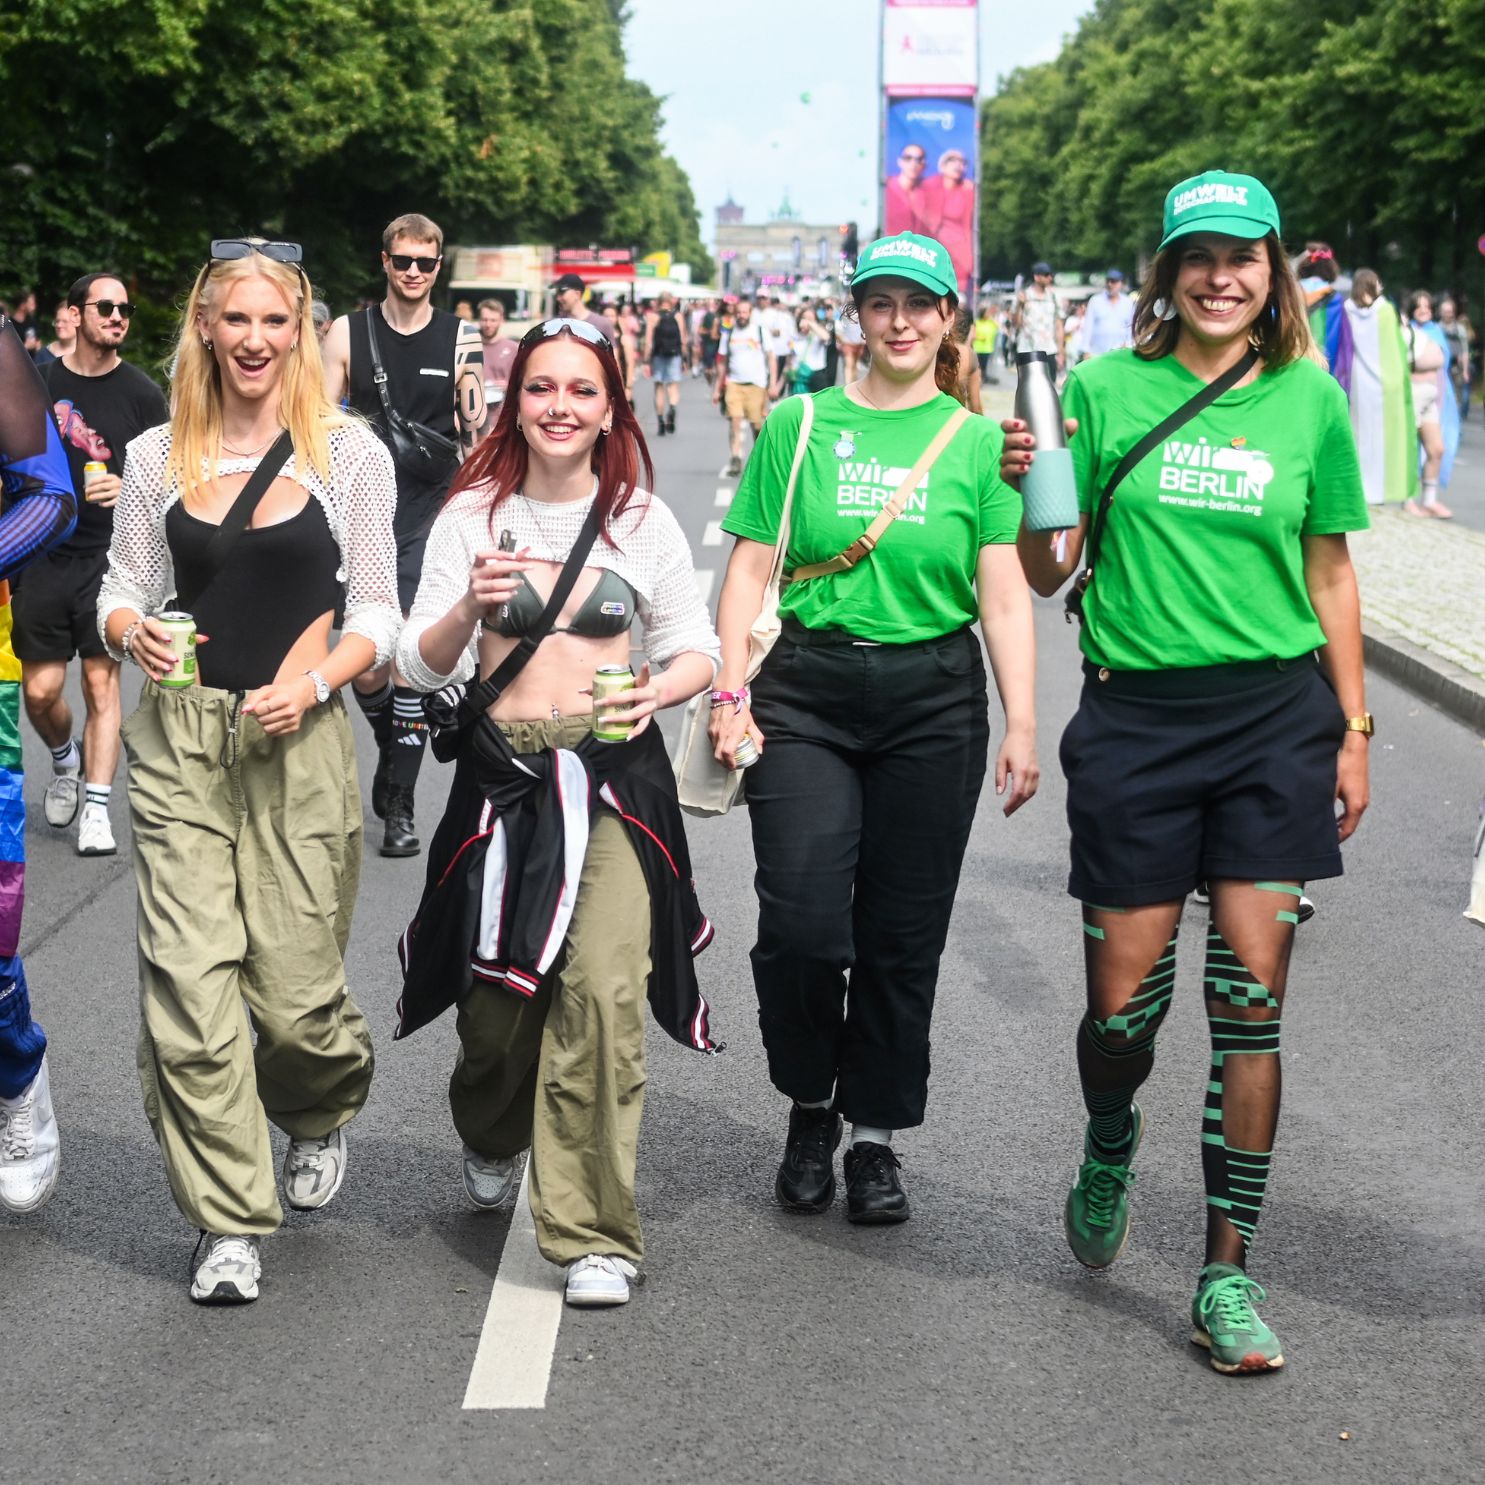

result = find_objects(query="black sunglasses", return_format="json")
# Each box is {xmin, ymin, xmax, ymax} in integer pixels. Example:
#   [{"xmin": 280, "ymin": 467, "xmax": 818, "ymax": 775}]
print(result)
[
  {"xmin": 211, "ymin": 238, "xmax": 304, "ymax": 265},
  {"xmin": 84, "ymin": 299, "xmax": 135, "ymax": 319},
  {"xmin": 388, "ymin": 253, "xmax": 442, "ymax": 274},
  {"xmin": 520, "ymin": 317, "xmax": 613, "ymax": 350}
]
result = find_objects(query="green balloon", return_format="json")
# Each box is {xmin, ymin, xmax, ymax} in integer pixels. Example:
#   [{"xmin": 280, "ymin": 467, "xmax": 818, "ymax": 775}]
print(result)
[{"xmin": 800, "ymin": 91, "xmax": 811, "ymax": 104}]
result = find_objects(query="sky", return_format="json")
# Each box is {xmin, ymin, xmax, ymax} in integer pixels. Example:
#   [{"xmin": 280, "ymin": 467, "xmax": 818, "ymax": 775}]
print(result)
[{"xmin": 621, "ymin": 0, "xmax": 1092, "ymax": 246}]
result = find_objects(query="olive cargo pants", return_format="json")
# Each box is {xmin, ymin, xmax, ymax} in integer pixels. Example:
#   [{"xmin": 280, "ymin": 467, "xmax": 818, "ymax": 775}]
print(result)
[
  {"xmin": 123, "ymin": 682, "xmax": 374, "ymax": 1235},
  {"xmin": 449, "ymin": 715, "xmax": 652, "ymax": 1266}
]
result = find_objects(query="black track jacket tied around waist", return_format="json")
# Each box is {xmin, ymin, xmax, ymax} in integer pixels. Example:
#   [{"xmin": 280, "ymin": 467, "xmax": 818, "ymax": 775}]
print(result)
[{"xmin": 395, "ymin": 710, "xmax": 720, "ymax": 1054}]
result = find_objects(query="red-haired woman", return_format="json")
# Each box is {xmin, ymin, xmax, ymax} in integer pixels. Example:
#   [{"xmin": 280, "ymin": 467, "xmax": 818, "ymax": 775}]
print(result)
[{"xmin": 395, "ymin": 318, "xmax": 720, "ymax": 1308}]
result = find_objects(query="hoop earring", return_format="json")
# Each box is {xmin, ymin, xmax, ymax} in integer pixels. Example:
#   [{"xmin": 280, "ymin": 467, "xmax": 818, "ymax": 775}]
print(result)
[
  {"xmin": 1152, "ymin": 298, "xmax": 1178, "ymax": 323},
  {"xmin": 601, "ymin": 425, "xmax": 612, "ymax": 436}
]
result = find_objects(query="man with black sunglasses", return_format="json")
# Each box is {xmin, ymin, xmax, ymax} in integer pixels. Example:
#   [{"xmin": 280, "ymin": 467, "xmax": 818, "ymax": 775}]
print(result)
[
  {"xmin": 19, "ymin": 272, "xmax": 167, "ymax": 859},
  {"xmin": 323, "ymin": 212, "xmax": 485, "ymax": 857}
]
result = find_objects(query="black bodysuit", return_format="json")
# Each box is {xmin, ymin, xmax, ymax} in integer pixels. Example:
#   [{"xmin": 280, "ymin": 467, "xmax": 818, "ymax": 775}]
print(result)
[
  {"xmin": 166, "ymin": 497, "xmax": 341, "ymax": 691},
  {"xmin": 488, "ymin": 567, "xmax": 637, "ymax": 640}
]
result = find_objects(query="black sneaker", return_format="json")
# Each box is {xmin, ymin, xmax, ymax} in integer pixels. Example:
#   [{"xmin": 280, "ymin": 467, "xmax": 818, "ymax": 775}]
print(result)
[
  {"xmin": 843, "ymin": 1141, "xmax": 910, "ymax": 1225},
  {"xmin": 380, "ymin": 784, "xmax": 420, "ymax": 857},
  {"xmin": 371, "ymin": 747, "xmax": 392, "ymax": 820},
  {"xmin": 726, "ymin": 454, "xmax": 742, "ymax": 477},
  {"xmin": 775, "ymin": 1105, "xmax": 842, "ymax": 1213}
]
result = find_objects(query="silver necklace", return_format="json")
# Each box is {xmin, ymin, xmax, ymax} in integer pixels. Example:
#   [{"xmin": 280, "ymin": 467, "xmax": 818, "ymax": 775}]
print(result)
[
  {"xmin": 519, "ymin": 491, "xmax": 568, "ymax": 560},
  {"xmin": 221, "ymin": 433, "xmax": 277, "ymax": 458}
]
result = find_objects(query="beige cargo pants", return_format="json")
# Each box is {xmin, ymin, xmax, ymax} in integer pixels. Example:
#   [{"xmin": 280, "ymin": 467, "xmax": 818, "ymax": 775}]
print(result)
[
  {"xmin": 450, "ymin": 715, "xmax": 653, "ymax": 1266},
  {"xmin": 123, "ymin": 682, "xmax": 374, "ymax": 1235}
]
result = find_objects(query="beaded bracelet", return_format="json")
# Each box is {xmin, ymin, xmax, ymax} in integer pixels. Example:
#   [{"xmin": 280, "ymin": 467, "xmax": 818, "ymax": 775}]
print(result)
[{"xmin": 120, "ymin": 620, "xmax": 144, "ymax": 665}]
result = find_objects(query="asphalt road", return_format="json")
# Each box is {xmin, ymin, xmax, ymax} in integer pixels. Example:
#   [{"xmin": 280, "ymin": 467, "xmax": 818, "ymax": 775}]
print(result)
[{"xmin": 3, "ymin": 379, "xmax": 1482, "ymax": 1484}]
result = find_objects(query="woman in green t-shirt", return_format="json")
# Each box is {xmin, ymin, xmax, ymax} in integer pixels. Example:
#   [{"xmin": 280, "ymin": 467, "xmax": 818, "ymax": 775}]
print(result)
[
  {"xmin": 1003, "ymin": 172, "xmax": 1370, "ymax": 1375},
  {"xmin": 709, "ymin": 232, "xmax": 1037, "ymax": 1228}
]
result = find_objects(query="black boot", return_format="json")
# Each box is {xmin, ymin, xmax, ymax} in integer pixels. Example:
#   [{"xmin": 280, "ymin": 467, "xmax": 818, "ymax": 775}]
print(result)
[
  {"xmin": 665, "ymin": 407, "xmax": 676, "ymax": 434},
  {"xmin": 370, "ymin": 746, "xmax": 393, "ymax": 820},
  {"xmin": 843, "ymin": 1141, "xmax": 910, "ymax": 1225},
  {"xmin": 656, "ymin": 416, "xmax": 667, "ymax": 438},
  {"xmin": 775, "ymin": 1105, "xmax": 842, "ymax": 1213},
  {"xmin": 380, "ymin": 784, "xmax": 420, "ymax": 857}
]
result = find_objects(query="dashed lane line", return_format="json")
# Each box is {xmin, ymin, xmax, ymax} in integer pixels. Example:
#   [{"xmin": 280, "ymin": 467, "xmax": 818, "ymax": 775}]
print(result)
[
  {"xmin": 702, "ymin": 520, "xmax": 724, "ymax": 546},
  {"xmin": 461, "ymin": 1166, "xmax": 566, "ymax": 1410},
  {"xmin": 694, "ymin": 568, "xmax": 715, "ymax": 606},
  {"xmin": 715, "ymin": 486, "xmax": 733, "ymax": 507}
]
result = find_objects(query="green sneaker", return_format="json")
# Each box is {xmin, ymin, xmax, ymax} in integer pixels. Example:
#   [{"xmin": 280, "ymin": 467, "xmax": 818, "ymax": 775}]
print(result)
[
  {"xmin": 1191, "ymin": 1263, "xmax": 1286, "ymax": 1374},
  {"xmin": 1064, "ymin": 1102, "xmax": 1144, "ymax": 1269}
]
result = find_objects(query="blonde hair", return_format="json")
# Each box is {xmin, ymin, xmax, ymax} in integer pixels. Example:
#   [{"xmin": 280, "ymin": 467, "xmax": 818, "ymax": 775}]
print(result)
[{"xmin": 167, "ymin": 249, "xmax": 345, "ymax": 502}]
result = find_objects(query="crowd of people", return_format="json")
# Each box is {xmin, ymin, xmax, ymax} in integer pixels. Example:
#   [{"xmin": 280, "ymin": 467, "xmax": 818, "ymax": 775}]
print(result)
[{"xmin": 0, "ymin": 166, "xmax": 1465, "ymax": 1377}]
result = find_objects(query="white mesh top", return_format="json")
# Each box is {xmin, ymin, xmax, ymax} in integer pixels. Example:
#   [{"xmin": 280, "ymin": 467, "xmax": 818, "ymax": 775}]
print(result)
[
  {"xmin": 97, "ymin": 420, "xmax": 402, "ymax": 666},
  {"xmin": 396, "ymin": 482, "xmax": 720, "ymax": 691}
]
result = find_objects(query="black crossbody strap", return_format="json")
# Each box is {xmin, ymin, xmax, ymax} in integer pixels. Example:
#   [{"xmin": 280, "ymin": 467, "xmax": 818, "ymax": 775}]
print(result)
[
  {"xmin": 1083, "ymin": 348, "xmax": 1259, "ymax": 580},
  {"xmin": 461, "ymin": 499, "xmax": 605, "ymax": 718},
  {"xmin": 199, "ymin": 430, "xmax": 295, "ymax": 587},
  {"xmin": 363, "ymin": 309, "xmax": 400, "ymax": 428}
]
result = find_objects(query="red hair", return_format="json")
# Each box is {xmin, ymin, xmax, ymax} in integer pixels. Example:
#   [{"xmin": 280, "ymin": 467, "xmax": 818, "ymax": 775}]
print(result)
[{"xmin": 446, "ymin": 326, "xmax": 654, "ymax": 548}]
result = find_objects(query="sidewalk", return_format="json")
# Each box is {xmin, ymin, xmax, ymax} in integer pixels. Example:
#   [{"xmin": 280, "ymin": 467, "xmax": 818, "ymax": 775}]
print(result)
[{"xmin": 979, "ymin": 380, "xmax": 1485, "ymax": 733}]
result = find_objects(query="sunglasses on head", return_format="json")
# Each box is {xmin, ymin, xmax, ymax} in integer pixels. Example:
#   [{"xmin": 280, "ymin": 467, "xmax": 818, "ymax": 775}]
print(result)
[
  {"xmin": 388, "ymin": 253, "xmax": 441, "ymax": 274},
  {"xmin": 211, "ymin": 238, "xmax": 304, "ymax": 265},
  {"xmin": 521, "ymin": 317, "xmax": 613, "ymax": 350},
  {"xmin": 84, "ymin": 299, "xmax": 135, "ymax": 319}
]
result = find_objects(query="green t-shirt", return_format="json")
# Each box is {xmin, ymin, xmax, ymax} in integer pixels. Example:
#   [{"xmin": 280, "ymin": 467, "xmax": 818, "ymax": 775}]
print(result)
[
  {"xmin": 1062, "ymin": 350, "xmax": 1369, "ymax": 670},
  {"xmin": 721, "ymin": 387, "xmax": 1019, "ymax": 643}
]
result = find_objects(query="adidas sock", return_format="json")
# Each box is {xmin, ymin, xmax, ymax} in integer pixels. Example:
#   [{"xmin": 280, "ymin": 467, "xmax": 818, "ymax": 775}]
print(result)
[
  {"xmin": 353, "ymin": 679, "xmax": 395, "ymax": 749},
  {"xmin": 389, "ymin": 687, "xmax": 428, "ymax": 789},
  {"xmin": 84, "ymin": 784, "xmax": 111, "ymax": 811},
  {"xmin": 50, "ymin": 740, "xmax": 80, "ymax": 773},
  {"xmin": 850, "ymin": 1124, "xmax": 893, "ymax": 1149}
]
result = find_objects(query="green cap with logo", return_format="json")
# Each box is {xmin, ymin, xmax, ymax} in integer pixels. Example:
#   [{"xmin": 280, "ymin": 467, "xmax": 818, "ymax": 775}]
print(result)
[
  {"xmin": 1159, "ymin": 171, "xmax": 1281, "ymax": 251},
  {"xmin": 850, "ymin": 232, "xmax": 959, "ymax": 298}
]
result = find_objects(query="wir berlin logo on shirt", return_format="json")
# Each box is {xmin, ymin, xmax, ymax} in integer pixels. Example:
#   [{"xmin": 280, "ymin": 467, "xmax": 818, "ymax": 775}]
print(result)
[
  {"xmin": 1156, "ymin": 435, "xmax": 1274, "ymax": 517},
  {"xmin": 835, "ymin": 447, "xmax": 930, "ymax": 526}
]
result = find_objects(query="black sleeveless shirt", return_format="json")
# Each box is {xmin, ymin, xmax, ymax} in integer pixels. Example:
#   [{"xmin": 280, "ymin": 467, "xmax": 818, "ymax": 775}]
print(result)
[
  {"xmin": 166, "ymin": 496, "xmax": 341, "ymax": 691},
  {"xmin": 347, "ymin": 304, "xmax": 461, "ymax": 498}
]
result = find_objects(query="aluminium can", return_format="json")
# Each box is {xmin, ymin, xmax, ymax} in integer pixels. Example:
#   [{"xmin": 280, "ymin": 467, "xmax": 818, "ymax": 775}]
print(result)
[
  {"xmin": 591, "ymin": 664, "xmax": 635, "ymax": 743},
  {"xmin": 83, "ymin": 462, "xmax": 108, "ymax": 498},
  {"xmin": 155, "ymin": 611, "xmax": 198, "ymax": 689},
  {"xmin": 733, "ymin": 733, "xmax": 759, "ymax": 770}
]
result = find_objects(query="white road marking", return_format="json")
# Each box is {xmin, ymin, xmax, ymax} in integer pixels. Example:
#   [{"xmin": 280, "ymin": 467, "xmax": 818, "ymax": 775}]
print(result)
[
  {"xmin": 715, "ymin": 486, "xmax": 733, "ymax": 507},
  {"xmin": 462, "ymin": 1166, "xmax": 566, "ymax": 1410},
  {"xmin": 702, "ymin": 520, "xmax": 724, "ymax": 546},
  {"xmin": 694, "ymin": 568, "xmax": 715, "ymax": 606}
]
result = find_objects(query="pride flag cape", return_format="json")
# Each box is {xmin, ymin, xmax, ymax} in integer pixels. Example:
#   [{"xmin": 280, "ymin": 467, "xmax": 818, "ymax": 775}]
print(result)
[
  {"xmin": 1343, "ymin": 298, "xmax": 1419, "ymax": 505},
  {"xmin": 1306, "ymin": 286, "xmax": 1354, "ymax": 389}
]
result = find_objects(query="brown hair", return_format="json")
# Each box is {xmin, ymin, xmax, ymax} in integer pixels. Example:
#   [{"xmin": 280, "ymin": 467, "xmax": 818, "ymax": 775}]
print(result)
[
  {"xmin": 846, "ymin": 286, "xmax": 965, "ymax": 401},
  {"xmin": 382, "ymin": 213, "xmax": 444, "ymax": 254},
  {"xmin": 1131, "ymin": 232, "xmax": 1321, "ymax": 369},
  {"xmin": 1350, "ymin": 269, "xmax": 1381, "ymax": 307},
  {"xmin": 476, "ymin": 298, "xmax": 504, "ymax": 315}
]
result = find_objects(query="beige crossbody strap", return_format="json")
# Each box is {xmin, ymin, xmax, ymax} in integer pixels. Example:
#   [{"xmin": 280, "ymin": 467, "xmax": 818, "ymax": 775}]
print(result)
[
  {"xmin": 788, "ymin": 404, "xmax": 971, "ymax": 582},
  {"xmin": 769, "ymin": 394, "xmax": 816, "ymax": 586}
]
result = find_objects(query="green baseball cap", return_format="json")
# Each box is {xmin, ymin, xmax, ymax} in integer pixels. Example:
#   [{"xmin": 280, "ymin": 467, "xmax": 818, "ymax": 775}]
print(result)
[
  {"xmin": 850, "ymin": 232, "xmax": 959, "ymax": 298},
  {"xmin": 1159, "ymin": 171, "xmax": 1280, "ymax": 251}
]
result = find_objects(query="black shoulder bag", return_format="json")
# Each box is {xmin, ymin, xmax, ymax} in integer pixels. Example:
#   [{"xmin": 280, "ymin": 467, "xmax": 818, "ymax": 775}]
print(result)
[
  {"xmin": 1065, "ymin": 348, "xmax": 1259, "ymax": 625},
  {"xmin": 424, "ymin": 501, "xmax": 604, "ymax": 762},
  {"xmin": 364, "ymin": 310, "xmax": 461, "ymax": 485}
]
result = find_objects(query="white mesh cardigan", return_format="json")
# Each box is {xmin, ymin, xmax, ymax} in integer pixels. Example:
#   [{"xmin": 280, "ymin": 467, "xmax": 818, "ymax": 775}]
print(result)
[
  {"xmin": 97, "ymin": 420, "xmax": 402, "ymax": 666},
  {"xmin": 396, "ymin": 482, "xmax": 720, "ymax": 691}
]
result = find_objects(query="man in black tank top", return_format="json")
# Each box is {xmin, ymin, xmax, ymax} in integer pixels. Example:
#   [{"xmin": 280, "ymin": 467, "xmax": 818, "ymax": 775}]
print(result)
[
  {"xmin": 323, "ymin": 212, "xmax": 485, "ymax": 858},
  {"xmin": 642, "ymin": 292, "xmax": 688, "ymax": 438}
]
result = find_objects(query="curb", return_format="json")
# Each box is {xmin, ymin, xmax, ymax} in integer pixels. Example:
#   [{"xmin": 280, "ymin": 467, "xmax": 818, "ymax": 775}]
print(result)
[{"xmin": 1363, "ymin": 619, "xmax": 1485, "ymax": 735}]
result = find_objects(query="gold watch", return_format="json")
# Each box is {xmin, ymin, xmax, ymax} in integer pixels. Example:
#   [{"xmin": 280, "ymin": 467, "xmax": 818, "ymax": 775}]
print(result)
[{"xmin": 1343, "ymin": 713, "xmax": 1375, "ymax": 737}]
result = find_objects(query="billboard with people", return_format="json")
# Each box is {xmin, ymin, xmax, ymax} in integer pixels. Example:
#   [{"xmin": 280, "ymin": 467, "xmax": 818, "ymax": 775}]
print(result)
[{"xmin": 883, "ymin": 97, "xmax": 978, "ymax": 297}]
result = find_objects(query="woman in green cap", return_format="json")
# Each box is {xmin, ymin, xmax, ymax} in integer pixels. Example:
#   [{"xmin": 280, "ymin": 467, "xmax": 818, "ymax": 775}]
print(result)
[
  {"xmin": 707, "ymin": 231, "xmax": 1037, "ymax": 1227},
  {"xmin": 1003, "ymin": 171, "xmax": 1371, "ymax": 1374}
]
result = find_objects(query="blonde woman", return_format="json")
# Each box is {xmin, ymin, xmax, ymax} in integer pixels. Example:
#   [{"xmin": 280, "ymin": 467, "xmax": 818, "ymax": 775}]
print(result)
[{"xmin": 99, "ymin": 240, "xmax": 400, "ymax": 1304}]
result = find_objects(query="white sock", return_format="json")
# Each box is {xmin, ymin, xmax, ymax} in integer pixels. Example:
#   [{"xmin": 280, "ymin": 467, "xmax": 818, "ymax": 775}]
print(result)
[
  {"xmin": 84, "ymin": 784, "xmax": 111, "ymax": 811},
  {"xmin": 50, "ymin": 740, "xmax": 80, "ymax": 773},
  {"xmin": 1422, "ymin": 480, "xmax": 1439, "ymax": 506},
  {"xmin": 850, "ymin": 1124, "xmax": 894, "ymax": 1149}
]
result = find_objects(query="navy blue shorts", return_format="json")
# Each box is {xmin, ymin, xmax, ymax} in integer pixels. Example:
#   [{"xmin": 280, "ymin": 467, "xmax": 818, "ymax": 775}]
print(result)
[{"xmin": 1060, "ymin": 658, "xmax": 1346, "ymax": 907}]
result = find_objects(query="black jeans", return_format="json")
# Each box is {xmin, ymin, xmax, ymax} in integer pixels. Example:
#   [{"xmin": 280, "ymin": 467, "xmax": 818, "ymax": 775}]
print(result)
[{"xmin": 746, "ymin": 624, "xmax": 989, "ymax": 1129}]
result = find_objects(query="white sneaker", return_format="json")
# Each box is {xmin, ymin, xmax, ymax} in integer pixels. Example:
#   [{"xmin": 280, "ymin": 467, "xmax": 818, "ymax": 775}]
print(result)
[
  {"xmin": 0, "ymin": 1054, "xmax": 61, "ymax": 1213},
  {"xmin": 564, "ymin": 1253, "xmax": 637, "ymax": 1308},
  {"xmin": 43, "ymin": 755, "xmax": 82, "ymax": 829},
  {"xmin": 76, "ymin": 802, "xmax": 116, "ymax": 857},
  {"xmin": 190, "ymin": 1232, "xmax": 262, "ymax": 1304},
  {"xmin": 463, "ymin": 1145, "xmax": 518, "ymax": 1210},
  {"xmin": 282, "ymin": 1126, "xmax": 346, "ymax": 1210}
]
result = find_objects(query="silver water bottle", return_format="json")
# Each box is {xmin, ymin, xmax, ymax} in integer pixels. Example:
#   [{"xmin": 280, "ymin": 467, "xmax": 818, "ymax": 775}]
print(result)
[{"xmin": 1014, "ymin": 351, "xmax": 1079, "ymax": 530}]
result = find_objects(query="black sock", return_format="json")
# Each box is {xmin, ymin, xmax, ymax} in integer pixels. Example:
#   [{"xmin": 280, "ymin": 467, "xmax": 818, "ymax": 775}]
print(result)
[
  {"xmin": 354, "ymin": 680, "xmax": 394, "ymax": 749},
  {"xmin": 389, "ymin": 687, "xmax": 428, "ymax": 789}
]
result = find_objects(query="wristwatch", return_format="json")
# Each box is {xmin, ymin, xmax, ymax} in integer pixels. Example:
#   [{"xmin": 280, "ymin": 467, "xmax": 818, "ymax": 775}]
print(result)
[
  {"xmin": 1343, "ymin": 713, "xmax": 1375, "ymax": 737},
  {"xmin": 304, "ymin": 669, "xmax": 331, "ymax": 706}
]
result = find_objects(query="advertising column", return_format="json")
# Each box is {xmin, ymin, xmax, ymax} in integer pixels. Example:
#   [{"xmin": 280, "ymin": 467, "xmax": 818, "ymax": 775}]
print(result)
[{"xmin": 881, "ymin": 0, "xmax": 979, "ymax": 299}]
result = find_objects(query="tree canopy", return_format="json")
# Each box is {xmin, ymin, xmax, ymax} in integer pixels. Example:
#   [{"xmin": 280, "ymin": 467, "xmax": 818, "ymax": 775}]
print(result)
[
  {"xmin": 979, "ymin": 0, "xmax": 1485, "ymax": 295},
  {"xmin": 1, "ymin": 0, "xmax": 712, "ymax": 333}
]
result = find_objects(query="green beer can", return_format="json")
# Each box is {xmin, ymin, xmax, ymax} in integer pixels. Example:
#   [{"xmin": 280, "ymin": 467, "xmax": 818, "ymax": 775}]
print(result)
[
  {"xmin": 591, "ymin": 664, "xmax": 634, "ymax": 743},
  {"xmin": 156, "ymin": 611, "xmax": 198, "ymax": 689}
]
